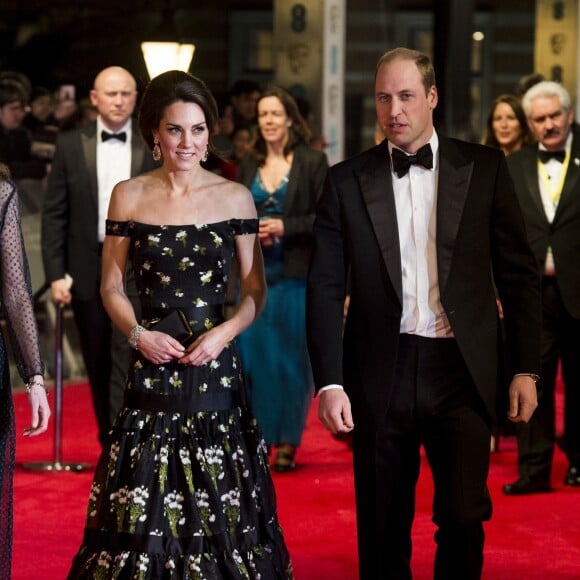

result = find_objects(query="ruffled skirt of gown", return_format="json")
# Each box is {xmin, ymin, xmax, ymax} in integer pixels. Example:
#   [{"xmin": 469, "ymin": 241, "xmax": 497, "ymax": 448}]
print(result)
[{"xmin": 67, "ymin": 329, "xmax": 293, "ymax": 579}]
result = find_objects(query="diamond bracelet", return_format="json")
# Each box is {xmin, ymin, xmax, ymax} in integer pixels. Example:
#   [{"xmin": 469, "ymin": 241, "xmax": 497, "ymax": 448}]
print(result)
[
  {"xmin": 25, "ymin": 380, "xmax": 48, "ymax": 394},
  {"xmin": 128, "ymin": 325, "xmax": 146, "ymax": 350}
]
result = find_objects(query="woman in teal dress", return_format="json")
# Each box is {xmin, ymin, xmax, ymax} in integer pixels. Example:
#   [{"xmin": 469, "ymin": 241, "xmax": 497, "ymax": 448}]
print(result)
[
  {"xmin": 237, "ymin": 88, "xmax": 328, "ymax": 471},
  {"xmin": 67, "ymin": 71, "xmax": 292, "ymax": 578}
]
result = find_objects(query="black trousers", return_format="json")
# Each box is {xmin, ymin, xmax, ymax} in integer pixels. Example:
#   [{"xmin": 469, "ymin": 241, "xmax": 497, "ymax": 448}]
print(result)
[
  {"xmin": 515, "ymin": 276, "xmax": 580, "ymax": 481},
  {"xmin": 71, "ymin": 262, "xmax": 139, "ymax": 444},
  {"xmin": 352, "ymin": 335, "xmax": 492, "ymax": 580}
]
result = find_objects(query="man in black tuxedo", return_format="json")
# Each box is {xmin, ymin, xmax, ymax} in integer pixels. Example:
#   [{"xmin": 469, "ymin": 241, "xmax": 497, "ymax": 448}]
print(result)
[
  {"xmin": 503, "ymin": 81, "xmax": 580, "ymax": 494},
  {"xmin": 42, "ymin": 66, "xmax": 157, "ymax": 444},
  {"xmin": 306, "ymin": 48, "xmax": 541, "ymax": 579}
]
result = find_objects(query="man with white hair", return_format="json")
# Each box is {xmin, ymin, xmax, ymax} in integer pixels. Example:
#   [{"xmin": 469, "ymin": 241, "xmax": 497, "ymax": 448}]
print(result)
[{"xmin": 504, "ymin": 80, "xmax": 580, "ymax": 494}]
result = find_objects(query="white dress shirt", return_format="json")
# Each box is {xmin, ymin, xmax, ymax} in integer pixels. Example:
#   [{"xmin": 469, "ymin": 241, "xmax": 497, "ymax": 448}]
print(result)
[
  {"xmin": 537, "ymin": 132, "xmax": 573, "ymax": 276},
  {"xmin": 389, "ymin": 132, "xmax": 453, "ymax": 338}
]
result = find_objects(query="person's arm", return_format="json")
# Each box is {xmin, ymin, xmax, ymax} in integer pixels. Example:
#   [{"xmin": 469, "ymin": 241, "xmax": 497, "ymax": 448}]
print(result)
[
  {"xmin": 491, "ymin": 153, "xmax": 542, "ymax": 423},
  {"xmin": 306, "ymin": 167, "xmax": 354, "ymax": 432},
  {"xmin": 0, "ymin": 180, "xmax": 49, "ymax": 435},
  {"xmin": 100, "ymin": 181, "xmax": 186, "ymax": 366},
  {"xmin": 41, "ymin": 133, "xmax": 72, "ymax": 304}
]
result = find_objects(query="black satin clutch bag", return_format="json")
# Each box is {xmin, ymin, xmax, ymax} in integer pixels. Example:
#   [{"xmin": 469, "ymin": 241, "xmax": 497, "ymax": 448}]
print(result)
[{"xmin": 151, "ymin": 309, "xmax": 194, "ymax": 346}]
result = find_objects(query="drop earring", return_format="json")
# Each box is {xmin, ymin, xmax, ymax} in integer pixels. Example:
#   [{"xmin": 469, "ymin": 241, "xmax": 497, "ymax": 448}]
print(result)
[
  {"xmin": 152, "ymin": 138, "xmax": 162, "ymax": 161},
  {"xmin": 201, "ymin": 147, "xmax": 208, "ymax": 163}
]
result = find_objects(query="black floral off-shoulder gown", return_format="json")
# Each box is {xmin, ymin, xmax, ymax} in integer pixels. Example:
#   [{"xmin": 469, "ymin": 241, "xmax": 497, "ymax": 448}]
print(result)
[{"xmin": 68, "ymin": 219, "xmax": 293, "ymax": 579}]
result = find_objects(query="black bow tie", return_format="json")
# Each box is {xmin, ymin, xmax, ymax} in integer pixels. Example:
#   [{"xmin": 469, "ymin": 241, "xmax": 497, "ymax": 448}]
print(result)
[
  {"xmin": 391, "ymin": 144, "xmax": 433, "ymax": 177},
  {"xmin": 538, "ymin": 149, "xmax": 566, "ymax": 163},
  {"xmin": 101, "ymin": 130, "xmax": 127, "ymax": 143}
]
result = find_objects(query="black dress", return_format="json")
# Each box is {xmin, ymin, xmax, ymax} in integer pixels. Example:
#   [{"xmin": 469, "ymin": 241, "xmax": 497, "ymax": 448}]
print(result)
[
  {"xmin": 0, "ymin": 178, "xmax": 45, "ymax": 580},
  {"xmin": 68, "ymin": 218, "xmax": 293, "ymax": 579}
]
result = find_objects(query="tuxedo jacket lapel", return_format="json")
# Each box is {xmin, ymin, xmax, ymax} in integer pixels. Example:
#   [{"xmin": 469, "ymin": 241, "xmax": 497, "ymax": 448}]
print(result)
[
  {"xmin": 436, "ymin": 137, "xmax": 473, "ymax": 294},
  {"xmin": 81, "ymin": 123, "xmax": 98, "ymax": 211},
  {"xmin": 555, "ymin": 136, "xmax": 580, "ymax": 221},
  {"xmin": 358, "ymin": 143, "xmax": 402, "ymax": 304},
  {"xmin": 520, "ymin": 149, "xmax": 545, "ymax": 216}
]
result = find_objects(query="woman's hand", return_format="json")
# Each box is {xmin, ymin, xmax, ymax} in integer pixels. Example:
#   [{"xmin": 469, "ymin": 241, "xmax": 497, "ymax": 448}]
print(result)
[
  {"xmin": 179, "ymin": 324, "xmax": 232, "ymax": 367},
  {"xmin": 136, "ymin": 329, "xmax": 186, "ymax": 365},
  {"xmin": 258, "ymin": 217, "xmax": 284, "ymax": 247},
  {"xmin": 23, "ymin": 378, "xmax": 51, "ymax": 437}
]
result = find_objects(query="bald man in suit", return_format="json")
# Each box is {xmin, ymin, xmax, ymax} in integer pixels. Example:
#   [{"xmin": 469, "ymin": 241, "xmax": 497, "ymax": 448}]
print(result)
[
  {"xmin": 307, "ymin": 48, "xmax": 541, "ymax": 579},
  {"xmin": 42, "ymin": 66, "xmax": 158, "ymax": 444}
]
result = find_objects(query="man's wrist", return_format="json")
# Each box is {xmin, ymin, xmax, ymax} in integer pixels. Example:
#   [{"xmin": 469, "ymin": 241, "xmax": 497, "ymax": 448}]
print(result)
[
  {"xmin": 318, "ymin": 384, "xmax": 344, "ymax": 395},
  {"xmin": 514, "ymin": 373, "xmax": 540, "ymax": 383}
]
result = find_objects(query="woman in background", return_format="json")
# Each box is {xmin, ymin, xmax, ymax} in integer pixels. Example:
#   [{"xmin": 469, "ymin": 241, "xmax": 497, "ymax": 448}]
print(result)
[
  {"xmin": 482, "ymin": 93, "xmax": 533, "ymax": 156},
  {"xmin": 237, "ymin": 87, "xmax": 328, "ymax": 472},
  {"xmin": 0, "ymin": 163, "xmax": 50, "ymax": 579}
]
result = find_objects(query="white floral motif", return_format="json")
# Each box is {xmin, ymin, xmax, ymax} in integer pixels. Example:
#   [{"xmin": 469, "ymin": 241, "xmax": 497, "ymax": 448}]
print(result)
[
  {"xmin": 127, "ymin": 486, "xmax": 150, "ymax": 532},
  {"xmin": 220, "ymin": 376, "xmax": 233, "ymax": 387},
  {"xmin": 200, "ymin": 270, "xmax": 213, "ymax": 285},
  {"xmin": 221, "ymin": 488, "xmax": 241, "ymax": 534},
  {"xmin": 176, "ymin": 230, "xmax": 188, "ymax": 245},
  {"xmin": 168, "ymin": 372, "xmax": 183, "ymax": 389},
  {"xmin": 164, "ymin": 491, "xmax": 186, "ymax": 537},
  {"xmin": 147, "ymin": 234, "xmax": 160, "ymax": 246},
  {"xmin": 158, "ymin": 273, "xmax": 171, "ymax": 286},
  {"xmin": 211, "ymin": 232, "xmax": 223, "ymax": 247},
  {"xmin": 136, "ymin": 553, "xmax": 150, "ymax": 579},
  {"xmin": 88, "ymin": 482, "xmax": 102, "ymax": 517},
  {"xmin": 178, "ymin": 257, "xmax": 194, "ymax": 271}
]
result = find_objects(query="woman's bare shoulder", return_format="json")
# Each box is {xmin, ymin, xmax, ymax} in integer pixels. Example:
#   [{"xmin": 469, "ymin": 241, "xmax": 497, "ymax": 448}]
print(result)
[
  {"xmin": 207, "ymin": 172, "xmax": 256, "ymax": 219},
  {"xmin": 108, "ymin": 172, "xmax": 160, "ymax": 220}
]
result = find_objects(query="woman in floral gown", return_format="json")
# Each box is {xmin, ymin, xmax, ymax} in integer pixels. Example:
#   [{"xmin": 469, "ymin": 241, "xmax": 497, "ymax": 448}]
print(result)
[{"xmin": 67, "ymin": 71, "xmax": 292, "ymax": 579}]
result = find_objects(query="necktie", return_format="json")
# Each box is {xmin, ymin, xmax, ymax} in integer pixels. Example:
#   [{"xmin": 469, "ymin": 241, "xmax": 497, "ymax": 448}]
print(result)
[
  {"xmin": 391, "ymin": 143, "xmax": 433, "ymax": 177},
  {"xmin": 538, "ymin": 149, "xmax": 566, "ymax": 163},
  {"xmin": 101, "ymin": 130, "xmax": 127, "ymax": 143}
]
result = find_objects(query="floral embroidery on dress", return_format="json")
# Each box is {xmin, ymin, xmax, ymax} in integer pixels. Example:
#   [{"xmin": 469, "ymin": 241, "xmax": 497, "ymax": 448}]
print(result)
[{"xmin": 69, "ymin": 219, "xmax": 293, "ymax": 579}]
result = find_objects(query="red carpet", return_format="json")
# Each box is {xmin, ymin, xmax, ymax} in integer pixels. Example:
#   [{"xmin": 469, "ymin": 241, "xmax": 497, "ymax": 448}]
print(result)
[{"xmin": 11, "ymin": 383, "xmax": 580, "ymax": 579}]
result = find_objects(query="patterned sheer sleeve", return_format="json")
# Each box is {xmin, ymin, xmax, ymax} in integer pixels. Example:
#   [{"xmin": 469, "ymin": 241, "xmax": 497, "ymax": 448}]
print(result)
[{"xmin": 0, "ymin": 179, "xmax": 44, "ymax": 383}]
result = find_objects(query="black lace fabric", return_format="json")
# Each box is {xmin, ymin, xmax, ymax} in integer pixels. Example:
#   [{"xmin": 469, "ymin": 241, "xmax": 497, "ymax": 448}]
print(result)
[{"xmin": 0, "ymin": 177, "xmax": 45, "ymax": 579}]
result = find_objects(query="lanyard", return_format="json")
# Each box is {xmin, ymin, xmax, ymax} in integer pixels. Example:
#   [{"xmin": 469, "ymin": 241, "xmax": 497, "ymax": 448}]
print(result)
[{"xmin": 538, "ymin": 149, "xmax": 570, "ymax": 207}]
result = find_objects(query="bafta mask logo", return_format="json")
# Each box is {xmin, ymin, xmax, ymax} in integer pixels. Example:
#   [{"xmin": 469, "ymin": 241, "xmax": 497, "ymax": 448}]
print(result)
[{"xmin": 287, "ymin": 43, "xmax": 310, "ymax": 74}]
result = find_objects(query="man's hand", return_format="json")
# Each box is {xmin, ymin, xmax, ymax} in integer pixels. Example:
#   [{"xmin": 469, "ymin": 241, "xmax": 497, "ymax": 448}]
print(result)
[
  {"xmin": 507, "ymin": 375, "xmax": 538, "ymax": 423},
  {"xmin": 50, "ymin": 277, "xmax": 72, "ymax": 305},
  {"xmin": 318, "ymin": 389, "xmax": 354, "ymax": 434}
]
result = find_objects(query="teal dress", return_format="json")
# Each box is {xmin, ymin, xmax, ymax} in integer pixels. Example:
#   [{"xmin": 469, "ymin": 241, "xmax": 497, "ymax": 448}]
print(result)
[
  {"xmin": 68, "ymin": 218, "xmax": 293, "ymax": 579},
  {"xmin": 237, "ymin": 174, "xmax": 313, "ymax": 447}
]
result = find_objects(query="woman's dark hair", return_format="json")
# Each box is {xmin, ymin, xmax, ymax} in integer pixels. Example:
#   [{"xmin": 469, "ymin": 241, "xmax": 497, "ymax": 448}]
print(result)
[
  {"xmin": 250, "ymin": 86, "xmax": 311, "ymax": 166},
  {"xmin": 482, "ymin": 94, "xmax": 532, "ymax": 149},
  {"xmin": 138, "ymin": 70, "xmax": 219, "ymax": 154}
]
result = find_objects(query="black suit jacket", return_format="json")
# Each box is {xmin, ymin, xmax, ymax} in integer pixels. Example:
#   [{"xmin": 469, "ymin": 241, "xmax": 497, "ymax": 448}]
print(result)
[
  {"xmin": 507, "ymin": 127, "xmax": 580, "ymax": 318},
  {"xmin": 307, "ymin": 136, "xmax": 541, "ymax": 426},
  {"xmin": 41, "ymin": 120, "xmax": 157, "ymax": 300},
  {"xmin": 237, "ymin": 144, "xmax": 328, "ymax": 279}
]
